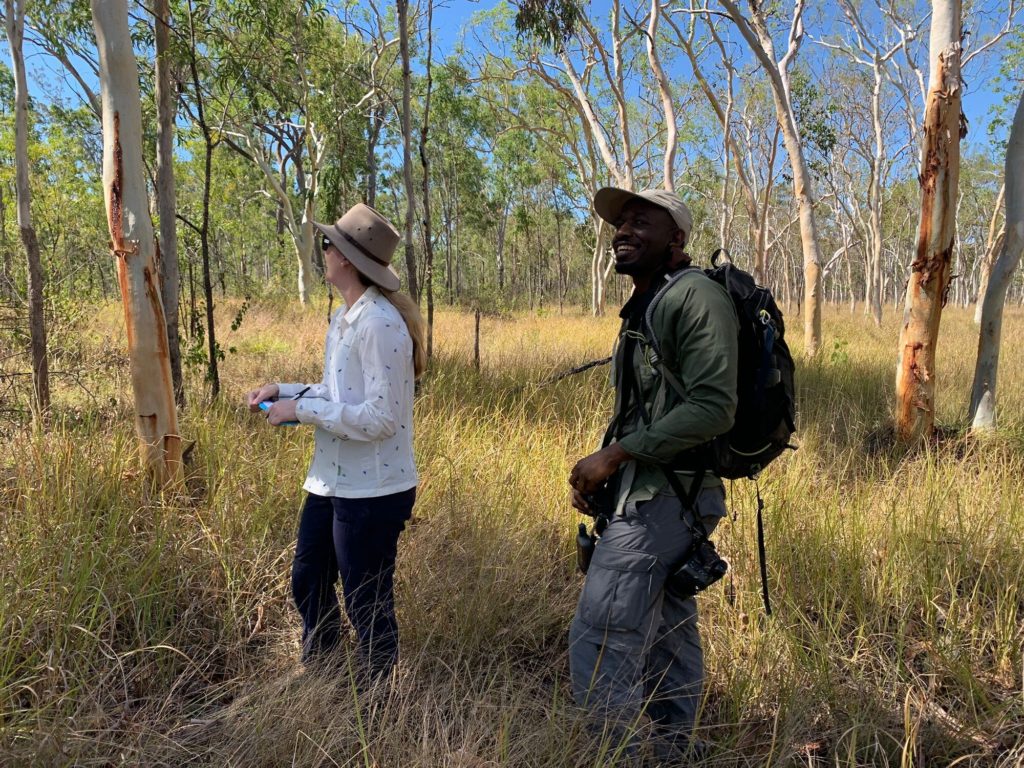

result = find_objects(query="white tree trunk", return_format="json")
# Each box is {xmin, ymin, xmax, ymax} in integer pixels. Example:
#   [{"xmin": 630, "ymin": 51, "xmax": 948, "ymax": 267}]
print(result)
[
  {"xmin": 5, "ymin": 0, "xmax": 49, "ymax": 418},
  {"xmin": 297, "ymin": 206, "xmax": 315, "ymax": 304},
  {"xmin": 645, "ymin": 0, "xmax": 676, "ymax": 191},
  {"xmin": 868, "ymin": 65, "xmax": 885, "ymax": 326},
  {"xmin": 969, "ymin": 91, "xmax": 1024, "ymax": 431},
  {"xmin": 974, "ymin": 182, "xmax": 1006, "ymax": 324},
  {"xmin": 895, "ymin": 0, "xmax": 962, "ymax": 443},
  {"xmin": 93, "ymin": 0, "xmax": 181, "ymax": 485},
  {"xmin": 229, "ymin": 131, "xmax": 316, "ymax": 304},
  {"xmin": 590, "ymin": 220, "xmax": 609, "ymax": 316},
  {"xmin": 719, "ymin": 0, "xmax": 822, "ymax": 356}
]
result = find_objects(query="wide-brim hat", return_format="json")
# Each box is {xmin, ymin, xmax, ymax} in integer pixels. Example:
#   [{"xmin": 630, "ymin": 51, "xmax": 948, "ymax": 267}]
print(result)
[
  {"xmin": 314, "ymin": 203, "xmax": 402, "ymax": 292},
  {"xmin": 593, "ymin": 187, "xmax": 693, "ymax": 245}
]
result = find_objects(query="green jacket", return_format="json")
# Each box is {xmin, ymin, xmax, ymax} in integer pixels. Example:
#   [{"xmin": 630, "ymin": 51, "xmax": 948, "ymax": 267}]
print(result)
[{"xmin": 610, "ymin": 268, "xmax": 739, "ymax": 505}]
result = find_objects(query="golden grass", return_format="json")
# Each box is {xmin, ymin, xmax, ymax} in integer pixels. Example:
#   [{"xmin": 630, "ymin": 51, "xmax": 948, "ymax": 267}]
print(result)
[{"xmin": 1, "ymin": 299, "xmax": 1023, "ymax": 766}]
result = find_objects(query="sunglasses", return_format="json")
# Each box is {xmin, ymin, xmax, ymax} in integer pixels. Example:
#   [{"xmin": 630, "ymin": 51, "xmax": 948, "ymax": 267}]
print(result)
[{"xmin": 321, "ymin": 235, "xmax": 334, "ymax": 253}]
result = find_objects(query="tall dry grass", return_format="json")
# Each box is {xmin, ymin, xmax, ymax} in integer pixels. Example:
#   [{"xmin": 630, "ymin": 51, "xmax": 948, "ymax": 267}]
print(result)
[{"xmin": 1, "ymin": 299, "xmax": 1022, "ymax": 766}]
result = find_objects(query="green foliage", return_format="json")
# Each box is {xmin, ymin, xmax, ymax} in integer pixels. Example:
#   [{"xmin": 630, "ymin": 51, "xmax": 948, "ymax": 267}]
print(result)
[
  {"xmin": 789, "ymin": 68, "xmax": 838, "ymax": 176},
  {"xmin": 829, "ymin": 337, "xmax": 850, "ymax": 365},
  {"xmin": 513, "ymin": 0, "xmax": 583, "ymax": 48},
  {"xmin": 0, "ymin": 63, "xmax": 13, "ymax": 112}
]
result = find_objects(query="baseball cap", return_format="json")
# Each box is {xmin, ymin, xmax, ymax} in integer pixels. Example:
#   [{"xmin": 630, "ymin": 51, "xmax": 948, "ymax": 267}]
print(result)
[{"xmin": 593, "ymin": 187, "xmax": 693, "ymax": 243}]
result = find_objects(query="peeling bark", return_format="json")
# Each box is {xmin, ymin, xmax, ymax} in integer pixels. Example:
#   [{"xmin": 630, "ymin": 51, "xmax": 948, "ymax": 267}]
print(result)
[
  {"xmin": 94, "ymin": 0, "xmax": 182, "ymax": 486},
  {"xmin": 895, "ymin": 2, "xmax": 962, "ymax": 443}
]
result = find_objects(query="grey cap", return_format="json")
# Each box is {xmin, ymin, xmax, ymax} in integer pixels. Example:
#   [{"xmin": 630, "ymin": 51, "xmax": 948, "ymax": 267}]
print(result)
[{"xmin": 593, "ymin": 187, "xmax": 693, "ymax": 244}]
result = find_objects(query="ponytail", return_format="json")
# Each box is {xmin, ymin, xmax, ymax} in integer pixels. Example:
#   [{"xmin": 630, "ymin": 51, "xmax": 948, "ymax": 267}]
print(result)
[{"xmin": 380, "ymin": 288, "xmax": 427, "ymax": 379}]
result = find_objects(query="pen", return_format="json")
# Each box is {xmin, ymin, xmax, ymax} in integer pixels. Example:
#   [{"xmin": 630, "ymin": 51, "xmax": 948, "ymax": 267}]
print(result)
[{"xmin": 291, "ymin": 386, "xmax": 311, "ymax": 401}]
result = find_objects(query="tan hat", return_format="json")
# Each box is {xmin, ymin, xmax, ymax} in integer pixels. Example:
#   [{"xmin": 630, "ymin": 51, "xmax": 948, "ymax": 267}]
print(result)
[
  {"xmin": 314, "ymin": 203, "xmax": 402, "ymax": 292},
  {"xmin": 593, "ymin": 187, "xmax": 693, "ymax": 245}
]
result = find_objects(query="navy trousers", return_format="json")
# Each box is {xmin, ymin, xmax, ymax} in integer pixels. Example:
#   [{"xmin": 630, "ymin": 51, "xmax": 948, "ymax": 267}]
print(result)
[{"xmin": 291, "ymin": 488, "xmax": 415, "ymax": 678}]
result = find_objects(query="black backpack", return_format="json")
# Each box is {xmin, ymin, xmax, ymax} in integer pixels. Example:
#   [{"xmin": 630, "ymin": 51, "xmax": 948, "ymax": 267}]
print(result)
[
  {"xmin": 642, "ymin": 250, "xmax": 797, "ymax": 480},
  {"xmin": 641, "ymin": 251, "xmax": 796, "ymax": 614}
]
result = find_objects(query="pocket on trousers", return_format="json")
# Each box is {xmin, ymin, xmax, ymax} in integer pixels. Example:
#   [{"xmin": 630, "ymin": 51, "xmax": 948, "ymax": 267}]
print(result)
[
  {"xmin": 578, "ymin": 544, "xmax": 658, "ymax": 632},
  {"xmin": 694, "ymin": 486, "xmax": 727, "ymax": 521}
]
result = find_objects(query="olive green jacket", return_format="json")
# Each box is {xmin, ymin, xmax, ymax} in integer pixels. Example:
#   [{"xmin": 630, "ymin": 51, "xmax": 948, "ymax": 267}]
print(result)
[{"xmin": 611, "ymin": 268, "xmax": 739, "ymax": 506}]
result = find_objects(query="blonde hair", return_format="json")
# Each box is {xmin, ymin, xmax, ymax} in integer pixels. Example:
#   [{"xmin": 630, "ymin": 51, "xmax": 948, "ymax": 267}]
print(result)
[{"xmin": 380, "ymin": 288, "xmax": 427, "ymax": 379}]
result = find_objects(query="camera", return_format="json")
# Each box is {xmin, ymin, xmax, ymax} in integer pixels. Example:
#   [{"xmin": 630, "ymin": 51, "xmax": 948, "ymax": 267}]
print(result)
[
  {"xmin": 665, "ymin": 539, "xmax": 728, "ymax": 599},
  {"xmin": 582, "ymin": 485, "xmax": 615, "ymax": 519}
]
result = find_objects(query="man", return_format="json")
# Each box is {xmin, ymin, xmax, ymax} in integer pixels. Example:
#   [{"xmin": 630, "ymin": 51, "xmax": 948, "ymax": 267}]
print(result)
[{"xmin": 568, "ymin": 187, "xmax": 739, "ymax": 758}]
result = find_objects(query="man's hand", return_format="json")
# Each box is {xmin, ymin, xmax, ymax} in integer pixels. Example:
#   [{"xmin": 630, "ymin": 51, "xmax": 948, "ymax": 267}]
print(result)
[
  {"xmin": 571, "ymin": 488, "xmax": 593, "ymax": 515},
  {"xmin": 266, "ymin": 400, "xmax": 298, "ymax": 426},
  {"xmin": 246, "ymin": 383, "xmax": 279, "ymax": 412},
  {"xmin": 569, "ymin": 443, "xmax": 631, "ymax": 495}
]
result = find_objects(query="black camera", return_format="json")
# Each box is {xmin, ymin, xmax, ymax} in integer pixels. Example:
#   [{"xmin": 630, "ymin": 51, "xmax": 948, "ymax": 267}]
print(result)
[
  {"xmin": 665, "ymin": 539, "xmax": 728, "ymax": 599},
  {"xmin": 582, "ymin": 485, "xmax": 615, "ymax": 519}
]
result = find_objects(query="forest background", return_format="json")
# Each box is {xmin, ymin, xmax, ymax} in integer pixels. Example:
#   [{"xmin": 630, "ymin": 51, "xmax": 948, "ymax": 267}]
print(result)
[
  {"xmin": 1, "ymin": 0, "xmax": 1021, "ymax": 372},
  {"xmin": 2, "ymin": 0, "xmax": 1024, "ymax": 765}
]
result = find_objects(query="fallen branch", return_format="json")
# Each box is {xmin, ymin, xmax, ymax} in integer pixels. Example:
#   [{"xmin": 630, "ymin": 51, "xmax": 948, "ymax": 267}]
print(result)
[{"xmin": 541, "ymin": 356, "xmax": 611, "ymax": 385}]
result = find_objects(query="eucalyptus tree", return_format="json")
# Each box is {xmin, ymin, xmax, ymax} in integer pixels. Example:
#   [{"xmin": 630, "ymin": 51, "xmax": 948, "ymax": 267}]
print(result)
[
  {"xmin": 4, "ymin": 0, "xmax": 49, "ymax": 417},
  {"xmin": 894, "ymin": 0, "xmax": 963, "ymax": 444},
  {"xmin": 341, "ymin": 0, "xmax": 400, "ymax": 209},
  {"xmin": 509, "ymin": 0, "xmax": 685, "ymax": 314},
  {"xmin": 420, "ymin": 0, "xmax": 436, "ymax": 351},
  {"xmin": 25, "ymin": 0, "xmax": 100, "ymax": 116},
  {"xmin": 178, "ymin": 0, "xmax": 226, "ymax": 398},
  {"xmin": 208, "ymin": 0, "xmax": 379, "ymax": 305},
  {"xmin": 974, "ymin": 182, "xmax": 1006, "ymax": 323},
  {"xmin": 818, "ymin": 0, "xmax": 923, "ymax": 326},
  {"xmin": 483, "ymin": 60, "xmax": 596, "ymax": 306},
  {"xmin": 397, "ymin": 0, "xmax": 418, "ymax": 299},
  {"xmin": 953, "ymin": 152, "xmax": 1003, "ymax": 307},
  {"xmin": 429, "ymin": 52, "xmax": 528, "ymax": 304},
  {"xmin": 21, "ymin": 104, "xmax": 111, "ymax": 298},
  {"xmin": 970, "ymin": 90, "xmax": 1024, "ymax": 431},
  {"xmin": 664, "ymin": 3, "xmax": 777, "ymax": 282},
  {"xmin": 717, "ymin": 0, "xmax": 823, "ymax": 357},
  {"xmin": 0, "ymin": 63, "xmax": 12, "ymax": 296},
  {"xmin": 92, "ymin": 0, "xmax": 181, "ymax": 485},
  {"xmin": 154, "ymin": 0, "xmax": 183, "ymax": 405}
]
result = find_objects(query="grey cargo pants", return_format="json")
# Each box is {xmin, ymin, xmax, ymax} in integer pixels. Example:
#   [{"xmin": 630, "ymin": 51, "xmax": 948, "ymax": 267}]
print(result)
[{"xmin": 568, "ymin": 487, "xmax": 726, "ymax": 744}]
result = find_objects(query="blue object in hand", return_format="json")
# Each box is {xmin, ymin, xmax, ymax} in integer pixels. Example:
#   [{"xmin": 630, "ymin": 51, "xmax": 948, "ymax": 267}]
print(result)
[{"xmin": 259, "ymin": 400, "xmax": 299, "ymax": 426}]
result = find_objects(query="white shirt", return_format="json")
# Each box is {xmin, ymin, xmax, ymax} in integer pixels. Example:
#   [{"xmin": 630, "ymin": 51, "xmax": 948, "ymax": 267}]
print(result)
[{"xmin": 277, "ymin": 286, "xmax": 418, "ymax": 499}]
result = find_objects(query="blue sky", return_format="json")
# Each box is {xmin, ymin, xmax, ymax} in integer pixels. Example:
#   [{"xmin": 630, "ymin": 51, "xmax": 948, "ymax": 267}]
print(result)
[
  {"xmin": 15, "ymin": 0, "xmax": 1018, "ymax": 154},
  {"xmin": 428, "ymin": 0, "xmax": 1018, "ymax": 152}
]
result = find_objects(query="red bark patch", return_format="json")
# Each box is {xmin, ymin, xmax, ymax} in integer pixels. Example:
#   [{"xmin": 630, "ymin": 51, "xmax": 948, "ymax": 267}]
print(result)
[
  {"xmin": 143, "ymin": 265, "xmax": 170, "ymax": 363},
  {"xmin": 109, "ymin": 112, "xmax": 124, "ymax": 252},
  {"xmin": 907, "ymin": 341, "xmax": 928, "ymax": 384}
]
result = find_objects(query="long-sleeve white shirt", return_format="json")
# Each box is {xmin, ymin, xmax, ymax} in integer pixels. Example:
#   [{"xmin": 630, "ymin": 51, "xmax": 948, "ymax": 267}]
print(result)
[{"xmin": 277, "ymin": 286, "xmax": 418, "ymax": 499}]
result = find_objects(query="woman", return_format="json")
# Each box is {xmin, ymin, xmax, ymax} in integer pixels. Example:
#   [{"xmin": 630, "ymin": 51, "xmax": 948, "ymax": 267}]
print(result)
[{"xmin": 246, "ymin": 203, "xmax": 426, "ymax": 681}]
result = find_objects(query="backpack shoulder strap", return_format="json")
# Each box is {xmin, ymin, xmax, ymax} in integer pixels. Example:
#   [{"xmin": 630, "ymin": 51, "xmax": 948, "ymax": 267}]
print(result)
[{"xmin": 642, "ymin": 266, "xmax": 702, "ymax": 401}]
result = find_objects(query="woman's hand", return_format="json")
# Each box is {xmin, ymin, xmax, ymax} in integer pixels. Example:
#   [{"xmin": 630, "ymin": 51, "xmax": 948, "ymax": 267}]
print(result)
[
  {"xmin": 246, "ymin": 383, "xmax": 279, "ymax": 412},
  {"xmin": 266, "ymin": 400, "xmax": 298, "ymax": 426}
]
